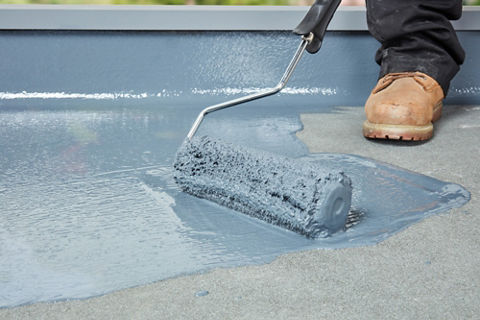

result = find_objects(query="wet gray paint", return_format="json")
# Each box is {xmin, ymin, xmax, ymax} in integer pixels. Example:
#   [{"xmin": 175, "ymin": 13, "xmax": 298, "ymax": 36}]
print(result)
[
  {"xmin": 0, "ymin": 102, "xmax": 469, "ymax": 308},
  {"xmin": 174, "ymin": 136, "xmax": 352, "ymax": 238},
  {"xmin": 0, "ymin": 31, "xmax": 479, "ymax": 108},
  {"xmin": 0, "ymin": 30, "xmax": 475, "ymax": 307}
]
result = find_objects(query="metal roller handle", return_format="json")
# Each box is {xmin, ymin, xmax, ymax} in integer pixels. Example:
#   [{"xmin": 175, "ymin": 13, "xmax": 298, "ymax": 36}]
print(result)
[{"xmin": 186, "ymin": 33, "xmax": 314, "ymax": 140}]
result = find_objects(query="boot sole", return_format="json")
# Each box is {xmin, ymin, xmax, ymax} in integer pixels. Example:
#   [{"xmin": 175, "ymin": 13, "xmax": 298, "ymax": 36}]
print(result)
[{"xmin": 363, "ymin": 102, "xmax": 442, "ymax": 141}]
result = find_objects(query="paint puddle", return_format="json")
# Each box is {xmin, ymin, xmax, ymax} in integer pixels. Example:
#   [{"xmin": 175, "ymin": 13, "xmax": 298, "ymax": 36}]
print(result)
[{"xmin": 0, "ymin": 105, "xmax": 469, "ymax": 308}]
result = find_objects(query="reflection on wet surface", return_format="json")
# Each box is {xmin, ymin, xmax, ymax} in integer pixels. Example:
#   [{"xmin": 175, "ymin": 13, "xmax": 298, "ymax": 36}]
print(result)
[{"xmin": 0, "ymin": 104, "xmax": 469, "ymax": 307}]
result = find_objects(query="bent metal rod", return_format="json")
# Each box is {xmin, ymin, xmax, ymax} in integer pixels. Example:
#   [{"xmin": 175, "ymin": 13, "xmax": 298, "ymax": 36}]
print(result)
[{"xmin": 186, "ymin": 32, "xmax": 314, "ymax": 140}]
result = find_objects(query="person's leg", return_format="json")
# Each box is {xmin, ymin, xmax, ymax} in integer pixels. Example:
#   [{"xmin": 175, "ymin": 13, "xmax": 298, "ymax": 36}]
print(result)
[
  {"xmin": 363, "ymin": 0, "xmax": 465, "ymax": 141},
  {"xmin": 366, "ymin": 0, "xmax": 464, "ymax": 94}
]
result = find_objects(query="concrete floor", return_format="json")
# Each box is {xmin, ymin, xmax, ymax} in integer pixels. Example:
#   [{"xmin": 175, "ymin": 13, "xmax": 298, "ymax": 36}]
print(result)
[{"xmin": 2, "ymin": 105, "xmax": 479, "ymax": 319}]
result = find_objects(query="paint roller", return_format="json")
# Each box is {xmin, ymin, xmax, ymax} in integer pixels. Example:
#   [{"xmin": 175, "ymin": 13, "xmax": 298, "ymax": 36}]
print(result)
[{"xmin": 174, "ymin": 0, "xmax": 351, "ymax": 238}]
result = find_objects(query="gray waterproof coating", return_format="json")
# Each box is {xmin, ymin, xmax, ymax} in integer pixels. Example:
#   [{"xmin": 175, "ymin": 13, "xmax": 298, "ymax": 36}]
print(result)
[{"xmin": 174, "ymin": 136, "xmax": 352, "ymax": 238}]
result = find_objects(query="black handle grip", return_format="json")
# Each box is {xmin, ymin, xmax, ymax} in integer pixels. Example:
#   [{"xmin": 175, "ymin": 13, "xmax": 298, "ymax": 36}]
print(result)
[{"xmin": 293, "ymin": 0, "xmax": 342, "ymax": 54}]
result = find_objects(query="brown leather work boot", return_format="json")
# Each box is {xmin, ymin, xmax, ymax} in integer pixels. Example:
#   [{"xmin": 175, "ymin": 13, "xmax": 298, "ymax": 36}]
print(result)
[{"xmin": 363, "ymin": 72, "xmax": 444, "ymax": 141}]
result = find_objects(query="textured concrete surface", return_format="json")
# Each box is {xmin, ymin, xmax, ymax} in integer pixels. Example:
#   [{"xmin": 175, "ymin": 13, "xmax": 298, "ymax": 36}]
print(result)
[{"xmin": 2, "ymin": 105, "xmax": 479, "ymax": 319}]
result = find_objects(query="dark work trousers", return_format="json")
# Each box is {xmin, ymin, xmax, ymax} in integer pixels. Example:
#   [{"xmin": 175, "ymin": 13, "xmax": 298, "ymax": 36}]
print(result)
[{"xmin": 366, "ymin": 0, "xmax": 465, "ymax": 95}]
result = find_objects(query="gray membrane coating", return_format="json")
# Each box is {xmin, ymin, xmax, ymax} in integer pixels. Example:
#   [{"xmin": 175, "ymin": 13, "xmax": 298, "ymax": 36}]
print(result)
[
  {"xmin": 0, "ymin": 103, "xmax": 470, "ymax": 308},
  {"xmin": 174, "ymin": 136, "xmax": 352, "ymax": 238}
]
